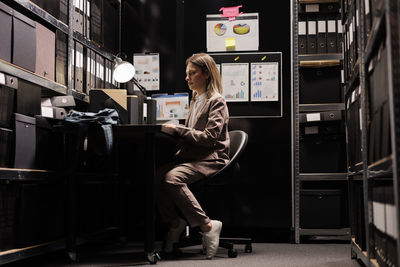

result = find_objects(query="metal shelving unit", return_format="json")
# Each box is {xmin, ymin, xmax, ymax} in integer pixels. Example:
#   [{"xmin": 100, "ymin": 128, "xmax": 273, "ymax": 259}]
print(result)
[
  {"xmin": 292, "ymin": 0, "xmax": 349, "ymax": 243},
  {"xmin": 345, "ymin": 0, "xmax": 400, "ymax": 265},
  {"xmin": 0, "ymin": 0, "xmax": 120, "ymax": 264}
]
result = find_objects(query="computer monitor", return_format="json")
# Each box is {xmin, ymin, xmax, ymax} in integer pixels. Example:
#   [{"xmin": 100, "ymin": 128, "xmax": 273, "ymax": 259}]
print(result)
[{"xmin": 152, "ymin": 93, "xmax": 189, "ymax": 123}]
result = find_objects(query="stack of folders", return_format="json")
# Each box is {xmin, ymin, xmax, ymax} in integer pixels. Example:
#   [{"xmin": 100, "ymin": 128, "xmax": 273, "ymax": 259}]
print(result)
[
  {"xmin": 343, "ymin": 1, "xmax": 358, "ymax": 81},
  {"xmin": 298, "ymin": 3, "xmax": 342, "ymax": 55},
  {"xmin": 372, "ymin": 186, "xmax": 398, "ymax": 267}
]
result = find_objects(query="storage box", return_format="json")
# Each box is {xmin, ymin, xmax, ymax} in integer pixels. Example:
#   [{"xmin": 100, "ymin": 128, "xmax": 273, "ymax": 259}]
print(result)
[
  {"xmin": 35, "ymin": 22, "xmax": 55, "ymax": 81},
  {"xmin": 16, "ymin": 80, "xmax": 41, "ymax": 117},
  {"xmin": 14, "ymin": 113, "xmax": 36, "ymax": 169},
  {"xmin": 0, "ymin": 73, "xmax": 17, "ymax": 128},
  {"xmin": 12, "ymin": 10, "xmax": 36, "ymax": 72},
  {"xmin": 300, "ymin": 132, "xmax": 346, "ymax": 173},
  {"xmin": 299, "ymin": 66, "xmax": 342, "ymax": 104},
  {"xmin": 300, "ymin": 189, "xmax": 344, "ymax": 228},
  {"xmin": 0, "ymin": 127, "xmax": 13, "ymax": 167},
  {"xmin": 0, "ymin": 2, "xmax": 13, "ymax": 62},
  {"xmin": 0, "ymin": 184, "xmax": 18, "ymax": 251}
]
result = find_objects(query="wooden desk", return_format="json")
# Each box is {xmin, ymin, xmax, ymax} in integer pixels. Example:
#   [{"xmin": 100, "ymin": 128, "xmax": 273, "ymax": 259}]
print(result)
[{"xmin": 113, "ymin": 124, "xmax": 162, "ymax": 264}]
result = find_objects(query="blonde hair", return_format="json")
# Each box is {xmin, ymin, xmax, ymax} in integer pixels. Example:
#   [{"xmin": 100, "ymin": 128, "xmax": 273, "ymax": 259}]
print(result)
[{"xmin": 186, "ymin": 53, "xmax": 222, "ymax": 99}]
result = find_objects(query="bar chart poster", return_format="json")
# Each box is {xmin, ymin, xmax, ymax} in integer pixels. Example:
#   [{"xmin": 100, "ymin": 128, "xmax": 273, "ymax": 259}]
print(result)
[
  {"xmin": 221, "ymin": 63, "xmax": 249, "ymax": 102},
  {"xmin": 250, "ymin": 62, "xmax": 279, "ymax": 102}
]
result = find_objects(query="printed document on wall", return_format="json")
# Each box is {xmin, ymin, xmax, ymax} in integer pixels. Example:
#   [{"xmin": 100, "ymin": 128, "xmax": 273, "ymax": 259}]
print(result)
[
  {"xmin": 133, "ymin": 53, "xmax": 160, "ymax": 91},
  {"xmin": 221, "ymin": 63, "xmax": 249, "ymax": 102},
  {"xmin": 250, "ymin": 62, "xmax": 279, "ymax": 102},
  {"xmin": 206, "ymin": 13, "xmax": 259, "ymax": 52}
]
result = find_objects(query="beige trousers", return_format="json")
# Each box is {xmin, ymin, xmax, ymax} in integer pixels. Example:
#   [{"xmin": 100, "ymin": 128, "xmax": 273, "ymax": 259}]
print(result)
[{"xmin": 156, "ymin": 162, "xmax": 210, "ymax": 228}]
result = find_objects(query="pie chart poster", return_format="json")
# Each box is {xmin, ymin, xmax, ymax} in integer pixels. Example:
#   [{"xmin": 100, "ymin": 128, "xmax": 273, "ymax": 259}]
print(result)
[{"xmin": 206, "ymin": 13, "xmax": 259, "ymax": 52}]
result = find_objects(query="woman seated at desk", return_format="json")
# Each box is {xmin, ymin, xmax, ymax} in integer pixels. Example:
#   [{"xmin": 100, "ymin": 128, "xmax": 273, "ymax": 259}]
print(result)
[{"xmin": 157, "ymin": 53, "xmax": 230, "ymax": 259}]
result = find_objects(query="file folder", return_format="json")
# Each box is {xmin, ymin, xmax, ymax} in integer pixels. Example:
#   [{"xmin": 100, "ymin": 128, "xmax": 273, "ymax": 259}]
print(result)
[
  {"xmin": 55, "ymin": 30, "xmax": 67, "ymax": 85},
  {"xmin": 327, "ymin": 18, "xmax": 337, "ymax": 53},
  {"xmin": 84, "ymin": 0, "xmax": 91, "ymax": 38},
  {"xmin": 73, "ymin": 0, "xmax": 84, "ymax": 35},
  {"xmin": 307, "ymin": 17, "xmax": 317, "ymax": 54},
  {"xmin": 13, "ymin": 10, "xmax": 36, "ymax": 72},
  {"xmin": 298, "ymin": 16, "xmax": 307, "ymax": 54},
  {"xmin": 35, "ymin": 23, "xmax": 55, "ymax": 81},
  {"xmin": 91, "ymin": 0, "xmax": 102, "ymax": 45},
  {"xmin": 0, "ymin": 2, "xmax": 13, "ymax": 63},
  {"xmin": 317, "ymin": 19, "xmax": 327, "ymax": 54},
  {"xmin": 90, "ymin": 50, "xmax": 96, "ymax": 92},
  {"xmin": 74, "ymin": 42, "xmax": 84, "ymax": 92},
  {"xmin": 95, "ymin": 53, "xmax": 105, "ymax": 88}
]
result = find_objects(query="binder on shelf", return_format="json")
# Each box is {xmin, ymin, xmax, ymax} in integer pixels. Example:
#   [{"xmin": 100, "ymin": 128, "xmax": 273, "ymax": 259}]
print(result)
[
  {"xmin": 327, "ymin": 18, "xmax": 337, "ymax": 53},
  {"xmin": 336, "ymin": 17, "xmax": 343, "ymax": 53},
  {"xmin": 55, "ymin": 30, "xmax": 67, "ymax": 86},
  {"xmin": 12, "ymin": 10, "xmax": 36, "ymax": 73},
  {"xmin": 317, "ymin": 19, "xmax": 327, "ymax": 54},
  {"xmin": 71, "ymin": 43, "xmax": 75, "ymax": 90},
  {"xmin": 30, "ymin": 0, "xmax": 68, "ymax": 24},
  {"xmin": 306, "ymin": 15, "xmax": 317, "ymax": 54},
  {"xmin": 74, "ymin": 42, "xmax": 84, "ymax": 93},
  {"xmin": 35, "ymin": 23, "xmax": 55, "ymax": 81},
  {"xmin": 13, "ymin": 113, "xmax": 36, "ymax": 169},
  {"xmin": 298, "ymin": 16, "xmax": 307, "ymax": 55},
  {"xmin": 73, "ymin": 0, "xmax": 84, "ymax": 35},
  {"xmin": 364, "ymin": 0, "xmax": 371, "ymax": 40},
  {"xmin": 90, "ymin": 50, "xmax": 96, "ymax": 92},
  {"xmin": 84, "ymin": 0, "xmax": 91, "ymax": 38},
  {"xmin": 95, "ymin": 53, "xmax": 105, "ymax": 88},
  {"xmin": 91, "ymin": 0, "xmax": 102, "ymax": 46},
  {"xmin": 0, "ymin": 2, "xmax": 13, "ymax": 63}
]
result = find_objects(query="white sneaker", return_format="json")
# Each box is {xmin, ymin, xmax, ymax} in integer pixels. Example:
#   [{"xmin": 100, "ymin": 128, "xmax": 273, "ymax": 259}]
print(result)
[
  {"xmin": 202, "ymin": 220, "xmax": 222, "ymax": 259},
  {"xmin": 164, "ymin": 218, "xmax": 187, "ymax": 253}
]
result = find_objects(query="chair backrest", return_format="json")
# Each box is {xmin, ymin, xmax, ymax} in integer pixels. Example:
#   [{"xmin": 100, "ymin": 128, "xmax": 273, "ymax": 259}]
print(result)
[{"xmin": 209, "ymin": 130, "xmax": 248, "ymax": 179}]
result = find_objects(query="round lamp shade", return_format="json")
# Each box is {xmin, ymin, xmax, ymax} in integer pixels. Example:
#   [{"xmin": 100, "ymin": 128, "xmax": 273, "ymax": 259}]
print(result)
[{"xmin": 113, "ymin": 58, "xmax": 135, "ymax": 83}]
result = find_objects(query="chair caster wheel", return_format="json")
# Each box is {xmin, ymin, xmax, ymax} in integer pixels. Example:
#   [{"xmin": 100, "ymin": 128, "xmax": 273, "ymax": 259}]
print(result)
[
  {"xmin": 146, "ymin": 251, "xmax": 160, "ymax": 264},
  {"xmin": 67, "ymin": 250, "xmax": 78, "ymax": 262},
  {"xmin": 245, "ymin": 244, "xmax": 252, "ymax": 253},
  {"xmin": 228, "ymin": 248, "xmax": 237, "ymax": 258}
]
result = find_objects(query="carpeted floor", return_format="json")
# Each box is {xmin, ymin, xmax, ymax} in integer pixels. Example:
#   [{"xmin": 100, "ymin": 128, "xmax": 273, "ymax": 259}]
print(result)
[{"xmin": 5, "ymin": 241, "xmax": 361, "ymax": 267}]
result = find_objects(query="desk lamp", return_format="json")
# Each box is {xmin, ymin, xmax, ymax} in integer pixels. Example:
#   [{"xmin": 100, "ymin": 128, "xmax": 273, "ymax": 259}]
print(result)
[{"xmin": 112, "ymin": 54, "xmax": 147, "ymax": 95}]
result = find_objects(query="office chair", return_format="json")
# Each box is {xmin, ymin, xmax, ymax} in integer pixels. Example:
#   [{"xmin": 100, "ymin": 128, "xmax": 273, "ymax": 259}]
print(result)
[{"xmin": 173, "ymin": 130, "xmax": 252, "ymax": 258}]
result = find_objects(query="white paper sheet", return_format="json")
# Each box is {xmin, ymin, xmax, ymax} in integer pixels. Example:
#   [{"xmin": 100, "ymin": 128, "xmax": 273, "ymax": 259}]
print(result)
[
  {"xmin": 133, "ymin": 53, "xmax": 160, "ymax": 91},
  {"xmin": 221, "ymin": 63, "xmax": 249, "ymax": 102},
  {"xmin": 250, "ymin": 62, "xmax": 279, "ymax": 102}
]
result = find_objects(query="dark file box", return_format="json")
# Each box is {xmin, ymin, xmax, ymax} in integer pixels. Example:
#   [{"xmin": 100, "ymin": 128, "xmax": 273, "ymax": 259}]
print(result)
[
  {"xmin": 0, "ymin": 75, "xmax": 17, "ymax": 128},
  {"xmin": 0, "ymin": 2, "xmax": 13, "ymax": 63},
  {"xmin": 327, "ymin": 17, "xmax": 337, "ymax": 53},
  {"xmin": 12, "ymin": 10, "xmax": 36, "ymax": 72},
  {"xmin": 91, "ymin": 0, "xmax": 103, "ymax": 46},
  {"xmin": 13, "ymin": 113, "xmax": 36, "ymax": 169},
  {"xmin": 0, "ymin": 127, "xmax": 13, "ymax": 167},
  {"xmin": 17, "ymin": 80, "xmax": 41, "ymax": 117},
  {"xmin": 300, "ymin": 132, "xmax": 346, "ymax": 173},
  {"xmin": 299, "ymin": 66, "xmax": 342, "ymax": 104},
  {"xmin": 30, "ymin": 0, "xmax": 68, "ymax": 24},
  {"xmin": 35, "ymin": 23, "xmax": 55, "ymax": 81},
  {"xmin": 346, "ymin": 98, "xmax": 362, "ymax": 167},
  {"xmin": 0, "ymin": 184, "xmax": 18, "ymax": 251},
  {"xmin": 72, "ymin": 0, "xmax": 84, "ymax": 34},
  {"xmin": 300, "ymin": 189, "xmax": 344, "ymax": 228}
]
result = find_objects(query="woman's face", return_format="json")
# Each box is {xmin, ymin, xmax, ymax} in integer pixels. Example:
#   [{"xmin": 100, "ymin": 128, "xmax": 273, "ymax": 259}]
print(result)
[{"xmin": 185, "ymin": 62, "xmax": 209, "ymax": 94}]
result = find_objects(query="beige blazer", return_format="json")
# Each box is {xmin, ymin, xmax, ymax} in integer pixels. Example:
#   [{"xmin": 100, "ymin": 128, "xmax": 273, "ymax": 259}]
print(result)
[{"xmin": 171, "ymin": 92, "xmax": 230, "ymax": 177}]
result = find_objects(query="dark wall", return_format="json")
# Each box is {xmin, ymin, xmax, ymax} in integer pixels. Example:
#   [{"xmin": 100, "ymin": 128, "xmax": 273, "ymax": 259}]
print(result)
[
  {"xmin": 182, "ymin": 0, "xmax": 292, "ymax": 239},
  {"xmin": 121, "ymin": 0, "xmax": 292, "ymax": 241}
]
